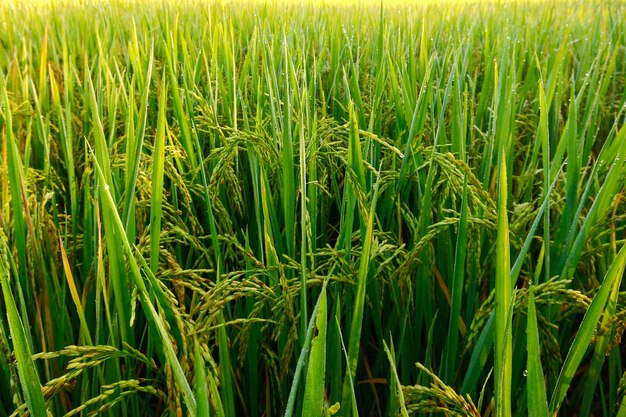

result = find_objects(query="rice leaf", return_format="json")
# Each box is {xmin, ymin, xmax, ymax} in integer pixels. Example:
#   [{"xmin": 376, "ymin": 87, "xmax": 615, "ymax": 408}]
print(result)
[
  {"xmin": 549, "ymin": 243, "xmax": 626, "ymax": 414},
  {"xmin": 0, "ymin": 236, "xmax": 47, "ymax": 417},
  {"xmin": 495, "ymin": 150, "xmax": 512, "ymax": 417},
  {"xmin": 526, "ymin": 285, "xmax": 549, "ymax": 417}
]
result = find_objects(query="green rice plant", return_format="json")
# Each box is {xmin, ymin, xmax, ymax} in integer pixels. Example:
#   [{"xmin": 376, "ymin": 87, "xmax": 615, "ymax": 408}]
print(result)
[
  {"xmin": 443, "ymin": 176, "xmax": 469, "ymax": 383},
  {"xmin": 91, "ymin": 149, "xmax": 196, "ymax": 414},
  {"xmin": 549, "ymin": 243, "xmax": 626, "ymax": 414},
  {"xmin": 194, "ymin": 339, "xmax": 211, "ymax": 417},
  {"xmin": 0, "ymin": 1, "xmax": 625, "ymax": 416},
  {"xmin": 526, "ymin": 284, "xmax": 549, "ymax": 417},
  {"xmin": 494, "ymin": 151, "xmax": 512, "ymax": 417},
  {"xmin": 284, "ymin": 274, "xmax": 330, "ymax": 417},
  {"xmin": 0, "ymin": 233, "xmax": 48, "ymax": 417}
]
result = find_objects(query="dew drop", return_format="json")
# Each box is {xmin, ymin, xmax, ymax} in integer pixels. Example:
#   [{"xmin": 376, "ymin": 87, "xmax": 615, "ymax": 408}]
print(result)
[{"xmin": 523, "ymin": 370, "xmax": 528, "ymax": 377}]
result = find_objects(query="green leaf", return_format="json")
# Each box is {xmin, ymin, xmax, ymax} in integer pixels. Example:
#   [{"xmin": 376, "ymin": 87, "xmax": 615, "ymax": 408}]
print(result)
[
  {"xmin": 495, "ymin": 150, "xmax": 512, "ymax": 417},
  {"xmin": 194, "ymin": 340, "xmax": 211, "ymax": 417},
  {"xmin": 0, "ymin": 237, "xmax": 47, "ymax": 417},
  {"xmin": 284, "ymin": 272, "xmax": 332, "ymax": 417},
  {"xmin": 444, "ymin": 175, "xmax": 469, "ymax": 383},
  {"xmin": 340, "ymin": 130, "xmax": 381, "ymax": 414},
  {"xmin": 150, "ymin": 74, "xmax": 167, "ymax": 273},
  {"xmin": 91, "ymin": 152, "xmax": 197, "ymax": 415},
  {"xmin": 549, "ymin": 243, "xmax": 626, "ymax": 414},
  {"xmin": 526, "ymin": 285, "xmax": 549, "ymax": 417},
  {"xmin": 302, "ymin": 291, "xmax": 327, "ymax": 417}
]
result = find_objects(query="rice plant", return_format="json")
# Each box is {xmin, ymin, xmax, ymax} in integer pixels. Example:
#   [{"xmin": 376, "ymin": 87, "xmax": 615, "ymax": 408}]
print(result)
[{"xmin": 0, "ymin": 0, "xmax": 625, "ymax": 416}]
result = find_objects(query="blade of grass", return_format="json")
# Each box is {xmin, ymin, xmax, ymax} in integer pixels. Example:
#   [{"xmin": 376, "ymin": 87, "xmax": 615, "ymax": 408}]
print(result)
[
  {"xmin": 284, "ymin": 271, "xmax": 332, "ymax": 417},
  {"xmin": 444, "ymin": 175, "xmax": 469, "ymax": 383},
  {"xmin": 537, "ymin": 79, "xmax": 551, "ymax": 284},
  {"xmin": 86, "ymin": 65, "xmax": 133, "ymax": 346},
  {"xmin": 58, "ymin": 235, "xmax": 93, "ymax": 346},
  {"xmin": 91, "ymin": 149, "xmax": 197, "ymax": 415},
  {"xmin": 558, "ymin": 128, "xmax": 626, "ymax": 281},
  {"xmin": 396, "ymin": 58, "xmax": 432, "ymax": 193},
  {"xmin": 122, "ymin": 42, "xmax": 154, "ymax": 233},
  {"xmin": 463, "ymin": 161, "xmax": 564, "ymax": 395},
  {"xmin": 0, "ymin": 235, "xmax": 47, "ymax": 417},
  {"xmin": 340, "ymin": 113, "xmax": 381, "ymax": 415},
  {"xmin": 206, "ymin": 363, "xmax": 226, "ymax": 417},
  {"xmin": 194, "ymin": 340, "xmax": 210, "ymax": 417},
  {"xmin": 281, "ymin": 34, "xmax": 296, "ymax": 260},
  {"xmin": 0, "ymin": 75, "xmax": 32, "ymax": 330},
  {"xmin": 526, "ymin": 285, "xmax": 549, "ymax": 417},
  {"xmin": 461, "ymin": 313, "xmax": 495, "ymax": 394},
  {"xmin": 302, "ymin": 289, "xmax": 327, "ymax": 417},
  {"xmin": 495, "ymin": 150, "xmax": 512, "ymax": 417},
  {"xmin": 383, "ymin": 339, "xmax": 409, "ymax": 417},
  {"xmin": 549, "ymin": 243, "xmax": 626, "ymax": 414},
  {"xmin": 580, "ymin": 255, "xmax": 622, "ymax": 417},
  {"xmin": 149, "ymin": 75, "xmax": 167, "ymax": 273}
]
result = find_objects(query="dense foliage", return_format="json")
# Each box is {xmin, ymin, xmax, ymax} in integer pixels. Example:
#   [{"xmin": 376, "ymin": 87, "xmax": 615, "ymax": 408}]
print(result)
[{"xmin": 0, "ymin": 1, "xmax": 625, "ymax": 416}]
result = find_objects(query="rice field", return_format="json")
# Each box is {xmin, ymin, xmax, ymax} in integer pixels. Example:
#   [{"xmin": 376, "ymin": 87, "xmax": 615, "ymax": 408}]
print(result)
[{"xmin": 0, "ymin": 0, "xmax": 625, "ymax": 416}]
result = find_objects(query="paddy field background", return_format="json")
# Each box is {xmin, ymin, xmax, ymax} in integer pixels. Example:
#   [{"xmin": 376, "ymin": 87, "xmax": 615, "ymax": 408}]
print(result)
[{"xmin": 0, "ymin": 0, "xmax": 625, "ymax": 416}]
